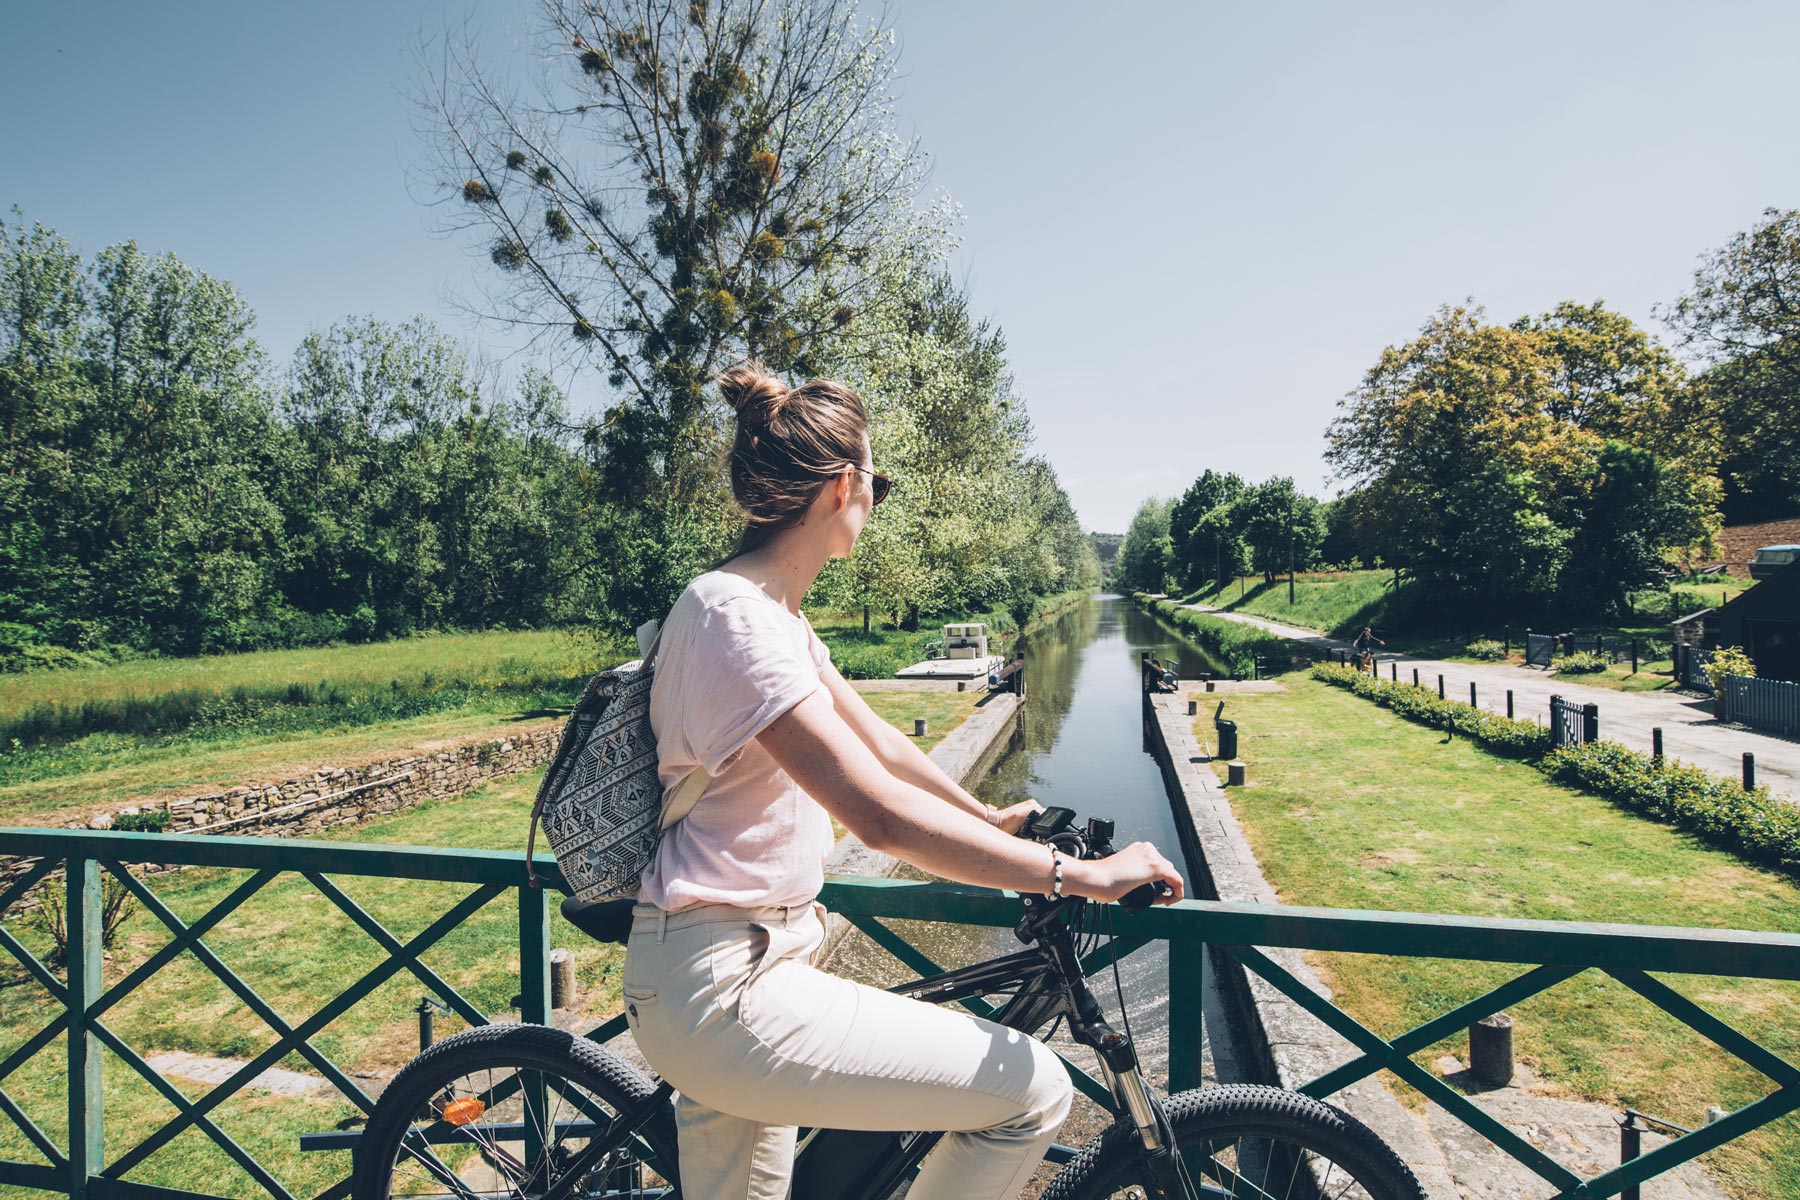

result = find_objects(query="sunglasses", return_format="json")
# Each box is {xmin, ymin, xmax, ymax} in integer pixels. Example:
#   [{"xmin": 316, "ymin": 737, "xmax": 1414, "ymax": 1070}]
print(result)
[{"xmin": 848, "ymin": 465, "xmax": 893, "ymax": 506}]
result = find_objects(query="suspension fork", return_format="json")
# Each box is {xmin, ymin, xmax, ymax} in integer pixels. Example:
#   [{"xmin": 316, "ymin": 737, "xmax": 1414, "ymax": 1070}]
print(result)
[{"xmin": 1050, "ymin": 921, "xmax": 1184, "ymax": 1199}]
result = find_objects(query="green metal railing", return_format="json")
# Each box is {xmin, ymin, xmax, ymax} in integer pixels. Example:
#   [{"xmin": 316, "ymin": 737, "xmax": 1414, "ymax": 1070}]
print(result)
[{"xmin": 2, "ymin": 827, "xmax": 1799, "ymax": 1200}]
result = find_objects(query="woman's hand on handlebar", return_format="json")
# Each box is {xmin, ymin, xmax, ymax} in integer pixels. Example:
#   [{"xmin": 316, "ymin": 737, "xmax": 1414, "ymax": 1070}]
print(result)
[
  {"xmin": 989, "ymin": 798, "xmax": 1044, "ymax": 835},
  {"xmin": 1066, "ymin": 842, "xmax": 1185, "ymax": 905}
]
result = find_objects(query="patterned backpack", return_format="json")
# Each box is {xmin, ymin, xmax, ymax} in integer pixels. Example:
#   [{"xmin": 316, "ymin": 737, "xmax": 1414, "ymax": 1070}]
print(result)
[{"xmin": 526, "ymin": 621, "xmax": 709, "ymax": 902}]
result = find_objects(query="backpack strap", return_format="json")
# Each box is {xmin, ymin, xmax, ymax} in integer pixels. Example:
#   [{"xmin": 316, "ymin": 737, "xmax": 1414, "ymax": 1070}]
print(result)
[{"xmin": 525, "ymin": 615, "xmax": 675, "ymax": 889}]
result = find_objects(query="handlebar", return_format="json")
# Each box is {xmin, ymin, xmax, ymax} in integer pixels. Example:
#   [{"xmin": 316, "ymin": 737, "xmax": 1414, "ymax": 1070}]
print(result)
[{"xmin": 1014, "ymin": 806, "xmax": 1175, "ymax": 914}]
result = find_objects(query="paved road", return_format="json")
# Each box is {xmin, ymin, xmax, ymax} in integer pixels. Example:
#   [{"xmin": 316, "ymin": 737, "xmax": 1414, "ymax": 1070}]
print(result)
[{"xmin": 1185, "ymin": 604, "xmax": 1800, "ymax": 803}]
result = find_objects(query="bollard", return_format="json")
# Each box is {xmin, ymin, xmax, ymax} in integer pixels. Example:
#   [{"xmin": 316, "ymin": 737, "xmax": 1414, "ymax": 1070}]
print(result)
[
  {"xmin": 550, "ymin": 949, "xmax": 576, "ymax": 1010},
  {"xmin": 1226, "ymin": 761, "xmax": 1247, "ymax": 787},
  {"xmin": 1620, "ymin": 1115, "xmax": 1642, "ymax": 1200},
  {"xmin": 1469, "ymin": 1012, "xmax": 1514, "ymax": 1086},
  {"xmin": 1470, "ymin": 681, "xmax": 1477, "ymax": 707},
  {"xmin": 1412, "ymin": 667, "xmax": 1420, "ymax": 687},
  {"xmin": 1652, "ymin": 727, "xmax": 1663, "ymax": 764},
  {"xmin": 1205, "ymin": 680, "xmax": 1215, "ymax": 692},
  {"xmin": 417, "ymin": 997, "xmax": 449, "ymax": 1050},
  {"xmin": 1338, "ymin": 650, "xmax": 1347, "ymax": 667},
  {"xmin": 1583, "ymin": 703, "xmax": 1599, "ymax": 743},
  {"xmin": 1187, "ymin": 698, "xmax": 1198, "ymax": 716},
  {"xmin": 1391, "ymin": 662, "xmax": 1397, "ymax": 681},
  {"xmin": 1506, "ymin": 689, "xmax": 1514, "ymax": 719},
  {"xmin": 1437, "ymin": 674, "xmax": 1445, "ymax": 700},
  {"xmin": 914, "ymin": 718, "xmax": 929, "ymax": 737},
  {"xmin": 956, "ymin": 680, "xmax": 966, "ymax": 692},
  {"xmin": 1744, "ymin": 753, "xmax": 1756, "ymax": 791}
]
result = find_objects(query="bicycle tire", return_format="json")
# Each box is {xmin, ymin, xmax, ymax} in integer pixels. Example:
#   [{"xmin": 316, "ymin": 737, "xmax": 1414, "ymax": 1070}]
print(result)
[
  {"xmin": 1042, "ymin": 1084, "xmax": 1424, "ymax": 1200},
  {"xmin": 353, "ymin": 1023, "xmax": 680, "ymax": 1199}
]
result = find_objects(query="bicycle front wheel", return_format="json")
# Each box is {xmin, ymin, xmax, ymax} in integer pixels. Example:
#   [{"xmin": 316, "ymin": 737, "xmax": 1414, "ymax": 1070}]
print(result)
[
  {"xmin": 1043, "ymin": 1085, "xmax": 1423, "ymax": 1200},
  {"xmin": 353, "ymin": 1024, "xmax": 680, "ymax": 1199}
]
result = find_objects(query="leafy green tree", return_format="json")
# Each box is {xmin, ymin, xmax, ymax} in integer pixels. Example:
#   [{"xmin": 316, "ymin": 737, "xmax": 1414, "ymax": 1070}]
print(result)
[
  {"xmin": 1664, "ymin": 208, "xmax": 1800, "ymax": 521},
  {"xmin": 1115, "ymin": 498, "xmax": 1174, "ymax": 593},
  {"xmin": 1233, "ymin": 477, "xmax": 1325, "ymax": 585},
  {"xmin": 1328, "ymin": 302, "xmax": 1719, "ymax": 615},
  {"xmin": 1168, "ymin": 469, "xmax": 1245, "ymax": 590}
]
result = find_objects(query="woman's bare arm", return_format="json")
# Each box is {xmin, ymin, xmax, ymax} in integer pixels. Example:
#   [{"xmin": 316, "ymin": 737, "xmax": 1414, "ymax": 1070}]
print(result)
[
  {"xmin": 759, "ymin": 689, "xmax": 1183, "ymax": 903},
  {"xmin": 820, "ymin": 668, "xmax": 989, "ymax": 816}
]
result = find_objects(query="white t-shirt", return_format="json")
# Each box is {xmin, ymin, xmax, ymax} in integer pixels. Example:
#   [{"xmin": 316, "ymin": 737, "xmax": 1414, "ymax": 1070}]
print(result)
[{"xmin": 639, "ymin": 570, "xmax": 837, "ymax": 910}]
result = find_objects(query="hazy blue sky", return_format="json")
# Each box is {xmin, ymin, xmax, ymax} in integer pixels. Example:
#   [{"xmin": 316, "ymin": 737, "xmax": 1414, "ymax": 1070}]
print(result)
[{"xmin": 6, "ymin": 2, "xmax": 1798, "ymax": 532}]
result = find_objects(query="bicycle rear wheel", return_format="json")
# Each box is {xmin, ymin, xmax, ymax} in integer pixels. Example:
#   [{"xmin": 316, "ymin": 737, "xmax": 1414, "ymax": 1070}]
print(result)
[
  {"xmin": 1043, "ymin": 1085, "xmax": 1423, "ymax": 1200},
  {"xmin": 353, "ymin": 1024, "xmax": 679, "ymax": 1199}
]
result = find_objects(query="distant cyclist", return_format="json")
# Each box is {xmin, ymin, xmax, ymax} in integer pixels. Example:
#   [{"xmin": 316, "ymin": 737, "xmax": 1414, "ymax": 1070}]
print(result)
[{"xmin": 1352, "ymin": 626, "xmax": 1384, "ymax": 670}]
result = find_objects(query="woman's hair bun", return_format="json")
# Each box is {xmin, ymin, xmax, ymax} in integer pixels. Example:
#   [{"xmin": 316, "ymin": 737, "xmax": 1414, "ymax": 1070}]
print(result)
[{"xmin": 717, "ymin": 361, "xmax": 786, "ymax": 417}]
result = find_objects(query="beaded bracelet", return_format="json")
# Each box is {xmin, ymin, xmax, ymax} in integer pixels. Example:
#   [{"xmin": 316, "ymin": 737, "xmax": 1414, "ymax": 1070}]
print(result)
[{"xmin": 1049, "ymin": 845, "xmax": 1064, "ymax": 898}]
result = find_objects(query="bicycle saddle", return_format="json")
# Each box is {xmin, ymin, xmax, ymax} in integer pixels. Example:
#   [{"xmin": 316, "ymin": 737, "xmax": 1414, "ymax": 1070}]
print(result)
[{"xmin": 560, "ymin": 895, "xmax": 636, "ymax": 944}]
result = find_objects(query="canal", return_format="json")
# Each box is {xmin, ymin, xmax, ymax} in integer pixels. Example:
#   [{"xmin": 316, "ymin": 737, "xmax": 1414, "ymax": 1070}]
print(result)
[{"xmin": 832, "ymin": 593, "xmax": 1248, "ymax": 1091}]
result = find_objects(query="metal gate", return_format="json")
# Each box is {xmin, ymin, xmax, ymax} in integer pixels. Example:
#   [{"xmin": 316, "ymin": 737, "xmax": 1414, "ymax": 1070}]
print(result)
[
  {"xmin": 1675, "ymin": 645, "xmax": 1713, "ymax": 691},
  {"xmin": 1549, "ymin": 693, "xmax": 1598, "ymax": 748},
  {"xmin": 1525, "ymin": 632, "xmax": 1555, "ymax": 669}
]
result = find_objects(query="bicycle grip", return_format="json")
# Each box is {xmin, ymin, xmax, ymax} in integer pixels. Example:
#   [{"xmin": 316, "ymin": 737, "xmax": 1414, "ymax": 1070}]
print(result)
[{"xmin": 1119, "ymin": 880, "xmax": 1172, "ymax": 914}]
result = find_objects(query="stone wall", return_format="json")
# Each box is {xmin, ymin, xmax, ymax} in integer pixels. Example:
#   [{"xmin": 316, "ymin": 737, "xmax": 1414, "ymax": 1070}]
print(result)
[{"xmin": 1, "ymin": 725, "xmax": 562, "ymax": 910}]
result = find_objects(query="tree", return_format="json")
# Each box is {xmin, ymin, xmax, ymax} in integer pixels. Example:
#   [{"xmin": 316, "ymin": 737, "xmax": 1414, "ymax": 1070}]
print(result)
[
  {"xmin": 1233, "ymin": 477, "xmax": 1325, "ymax": 585},
  {"xmin": 422, "ymin": 0, "xmax": 942, "ymax": 622},
  {"xmin": 1168, "ymin": 470, "xmax": 1245, "ymax": 590},
  {"xmin": 1328, "ymin": 302, "xmax": 1719, "ymax": 615},
  {"xmin": 1115, "ymin": 498, "xmax": 1174, "ymax": 593},
  {"xmin": 1664, "ymin": 208, "xmax": 1800, "ymax": 521}
]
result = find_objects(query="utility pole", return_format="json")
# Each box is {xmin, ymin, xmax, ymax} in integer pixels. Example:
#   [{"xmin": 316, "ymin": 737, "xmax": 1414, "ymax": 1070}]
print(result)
[{"xmin": 1287, "ymin": 493, "xmax": 1296, "ymax": 604}]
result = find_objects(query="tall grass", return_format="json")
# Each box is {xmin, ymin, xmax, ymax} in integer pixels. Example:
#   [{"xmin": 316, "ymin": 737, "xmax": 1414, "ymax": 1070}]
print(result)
[{"xmin": 0, "ymin": 629, "xmax": 626, "ymax": 750}]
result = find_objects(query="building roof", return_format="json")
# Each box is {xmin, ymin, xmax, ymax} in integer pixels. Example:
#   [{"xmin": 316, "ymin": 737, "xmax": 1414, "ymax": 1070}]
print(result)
[{"xmin": 1670, "ymin": 608, "xmax": 1715, "ymax": 627}]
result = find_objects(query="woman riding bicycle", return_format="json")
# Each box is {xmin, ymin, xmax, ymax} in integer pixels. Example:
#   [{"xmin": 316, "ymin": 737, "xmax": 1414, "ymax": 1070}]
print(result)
[{"xmin": 620, "ymin": 363, "xmax": 1185, "ymax": 1200}]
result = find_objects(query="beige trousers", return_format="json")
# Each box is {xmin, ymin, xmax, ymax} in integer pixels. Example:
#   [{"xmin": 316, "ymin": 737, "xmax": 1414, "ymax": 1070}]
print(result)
[{"xmin": 620, "ymin": 902, "xmax": 1073, "ymax": 1200}]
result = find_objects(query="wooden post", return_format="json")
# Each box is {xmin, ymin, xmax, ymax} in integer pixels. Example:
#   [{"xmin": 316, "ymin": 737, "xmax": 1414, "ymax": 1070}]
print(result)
[
  {"xmin": 1744, "ymin": 753, "xmax": 1756, "ymax": 791},
  {"xmin": 1412, "ymin": 667, "xmax": 1420, "ymax": 687},
  {"xmin": 1470, "ymin": 1012, "xmax": 1514, "ymax": 1086},
  {"xmin": 1226, "ymin": 761, "xmax": 1248, "ymax": 787},
  {"xmin": 1506, "ymin": 689, "xmax": 1514, "ymax": 719},
  {"xmin": 67, "ymin": 856, "xmax": 104, "ymax": 1200},
  {"xmin": 1438, "ymin": 674, "xmax": 1445, "ymax": 699},
  {"xmin": 914, "ymin": 718, "xmax": 929, "ymax": 737},
  {"xmin": 550, "ymin": 949, "xmax": 576, "ymax": 1010},
  {"xmin": 1631, "ymin": 639, "xmax": 1639, "ymax": 674},
  {"xmin": 1583, "ymin": 703, "xmax": 1600, "ymax": 743},
  {"xmin": 1391, "ymin": 661, "xmax": 1398, "ymax": 681},
  {"xmin": 1187, "ymin": 698, "xmax": 1198, "ymax": 716},
  {"xmin": 1470, "ymin": 681, "xmax": 1477, "ymax": 707},
  {"xmin": 1652, "ymin": 727, "xmax": 1664, "ymax": 764}
]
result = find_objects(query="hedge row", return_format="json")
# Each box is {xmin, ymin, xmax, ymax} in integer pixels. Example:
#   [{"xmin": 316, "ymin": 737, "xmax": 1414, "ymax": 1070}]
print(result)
[
  {"xmin": 1311, "ymin": 663, "xmax": 1551, "ymax": 756},
  {"xmin": 1136, "ymin": 595, "xmax": 1292, "ymax": 676},
  {"xmin": 1313, "ymin": 663, "xmax": 1800, "ymax": 879}
]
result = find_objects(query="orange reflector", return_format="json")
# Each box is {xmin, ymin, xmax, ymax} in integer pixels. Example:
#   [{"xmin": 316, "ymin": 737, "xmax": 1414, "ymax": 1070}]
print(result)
[{"xmin": 441, "ymin": 1098, "xmax": 486, "ymax": 1126}]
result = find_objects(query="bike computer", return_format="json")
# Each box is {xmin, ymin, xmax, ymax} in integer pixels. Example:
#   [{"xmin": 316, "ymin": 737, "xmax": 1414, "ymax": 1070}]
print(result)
[{"xmin": 1022, "ymin": 806, "xmax": 1075, "ymax": 839}]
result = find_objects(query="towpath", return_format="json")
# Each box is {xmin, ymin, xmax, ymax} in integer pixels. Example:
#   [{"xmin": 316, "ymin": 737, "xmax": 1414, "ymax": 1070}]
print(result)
[{"xmin": 1180, "ymin": 603, "xmax": 1800, "ymax": 804}]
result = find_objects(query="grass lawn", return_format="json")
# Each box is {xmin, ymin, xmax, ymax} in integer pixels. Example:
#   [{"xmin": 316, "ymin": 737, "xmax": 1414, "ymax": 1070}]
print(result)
[
  {"xmin": 0, "ymin": 683, "xmax": 985, "ymax": 1195},
  {"xmin": 1188, "ymin": 571, "xmax": 1400, "ymax": 639},
  {"xmin": 1192, "ymin": 677, "xmax": 1800, "ymax": 1200}
]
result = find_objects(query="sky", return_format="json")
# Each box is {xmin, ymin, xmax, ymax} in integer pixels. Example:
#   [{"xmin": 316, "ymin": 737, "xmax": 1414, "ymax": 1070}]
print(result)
[{"xmin": 5, "ymin": 2, "xmax": 1798, "ymax": 533}]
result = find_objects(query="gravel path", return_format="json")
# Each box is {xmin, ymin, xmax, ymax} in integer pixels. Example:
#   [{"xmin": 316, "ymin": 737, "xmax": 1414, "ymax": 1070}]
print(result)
[{"xmin": 1185, "ymin": 604, "xmax": 1800, "ymax": 804}]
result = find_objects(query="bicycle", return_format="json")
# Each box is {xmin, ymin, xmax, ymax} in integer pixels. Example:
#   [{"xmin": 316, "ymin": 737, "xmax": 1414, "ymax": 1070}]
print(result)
[{"xmin": 351, "ymin": 808, "xmax": 1424, "ymax": 1200}]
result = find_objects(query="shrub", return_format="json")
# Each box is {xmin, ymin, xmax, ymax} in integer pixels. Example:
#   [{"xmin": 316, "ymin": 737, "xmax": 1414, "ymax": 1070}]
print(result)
[
  {"xmin": 31, "ymin": 869, "xmax": 139, "ymax": 967},
  {"xmin": 1556, "ymin": 651, "xmax": 1608, "ymax": 674},
  {"xmin": 1704, "ymin": 645, "xmax": 1755, "ymax": 699},
  {"xmin": 1542, "ymin": 742, "xmax": 1800, "ymax": 876},
  {"xmin": 112, "ymin": 809, "xmax": 172, "ymax": 834},
  {"xmin": 1464, "ymin": 639, "xmax": 1506, "ymax": 661},
  {"xmin": 1312, "ymin": 664, "xmax": 1551, "ymax": 757}
]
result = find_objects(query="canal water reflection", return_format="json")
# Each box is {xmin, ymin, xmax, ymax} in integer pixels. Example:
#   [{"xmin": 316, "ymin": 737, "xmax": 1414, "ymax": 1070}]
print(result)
[{"xmin": 830, "ymin": 594, "xmax": 1241, "ymax": 1090}]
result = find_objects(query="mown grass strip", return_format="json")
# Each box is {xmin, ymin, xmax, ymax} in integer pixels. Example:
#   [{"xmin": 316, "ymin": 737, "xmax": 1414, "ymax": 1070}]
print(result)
[
  {"xmin": 1201, "ymin": 676, "xmax": 1800, "ymax": 1200},
  {"xmin": 1312, "ymin": 663, "xmax": 1800, "ymax": 881}
]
